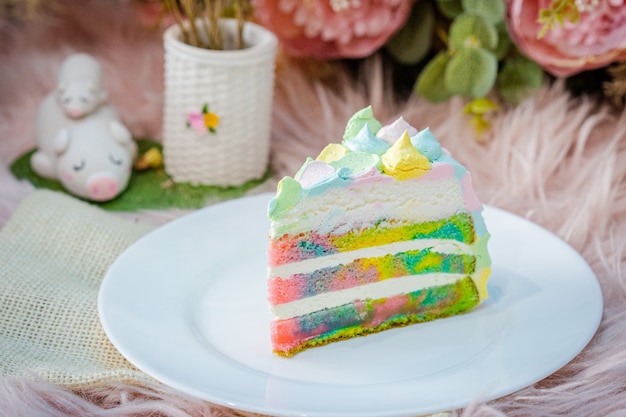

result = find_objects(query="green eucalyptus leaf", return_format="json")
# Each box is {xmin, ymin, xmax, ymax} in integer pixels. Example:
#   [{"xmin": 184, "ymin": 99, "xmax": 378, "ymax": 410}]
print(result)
[
  {"xmin": 385, "ymin": 1, "xmax": 435, "ymax": 65},
  {"xmin": 449, "ymin": 13, "xmax": 498, "ymax": 51},
  {"xmin": 444, "ymin": 47, "xmax": 498, "ymax": 97},
  {"xmin": 415, "ymin": 51, "xmax": 454, "ymax": 103},
  {"xmin": 497, "ymin": 55, "xmax": 545, "ymax": 104},
  {"xmin": 436, "ymin": 0, "xmax": 464, "ymax": 19},
  {"xmin": 493, "ymin": 22, "xmax": 513, "ymax": 60},
  {"xmin": 461, "ymin": 0, "xmax": 505, "ymax": 24}
]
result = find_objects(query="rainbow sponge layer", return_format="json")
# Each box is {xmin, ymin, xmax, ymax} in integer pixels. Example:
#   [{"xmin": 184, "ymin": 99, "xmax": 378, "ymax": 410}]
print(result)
[{"xmin": 267, "ymin": 106, "xmax": 491, "ymax": 357}]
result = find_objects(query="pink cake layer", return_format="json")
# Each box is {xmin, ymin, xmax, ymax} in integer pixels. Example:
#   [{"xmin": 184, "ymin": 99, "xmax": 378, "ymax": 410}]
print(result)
[
  {"xmin": 271, "ymin": 276, "xmax": 480, "ymax": 356},
  {"xmin": 268, "ymin": 249, "xmax": 475, "ymax": 305}
]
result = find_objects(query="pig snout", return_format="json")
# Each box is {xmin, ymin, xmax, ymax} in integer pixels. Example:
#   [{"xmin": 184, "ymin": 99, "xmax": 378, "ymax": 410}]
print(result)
[
  {"xmin": 87, "ymin": 173, "xmax": 120, "ymax": 201},
  {"xmin": 67, "ymin": 108, "xmax": 83, "ymax": 118}
]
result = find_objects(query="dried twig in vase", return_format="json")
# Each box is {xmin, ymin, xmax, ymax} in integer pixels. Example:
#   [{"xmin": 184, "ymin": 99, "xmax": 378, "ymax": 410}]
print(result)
[
  {"xmin": 233, "ymin": 0, "xmax": 251, "ymax": 49},
  {"xmin": 204, "ymin": 0, "xmax": 223, "ymax": 50},
  {"xmin": 163, "ymin": 0, "xmax": 250, "ymax": 51}
]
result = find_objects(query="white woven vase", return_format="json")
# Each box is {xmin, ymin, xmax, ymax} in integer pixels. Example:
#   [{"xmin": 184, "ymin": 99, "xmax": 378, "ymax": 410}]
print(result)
[{"xmin": 162, "ymin": 19, "xmax": 277, "ymax": 186}]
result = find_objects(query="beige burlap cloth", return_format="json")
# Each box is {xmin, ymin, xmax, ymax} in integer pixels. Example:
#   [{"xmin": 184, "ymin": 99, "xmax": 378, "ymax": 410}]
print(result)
[{"xmin": 0, "ymin": 189, "xmax": 157, "ymax": 388}]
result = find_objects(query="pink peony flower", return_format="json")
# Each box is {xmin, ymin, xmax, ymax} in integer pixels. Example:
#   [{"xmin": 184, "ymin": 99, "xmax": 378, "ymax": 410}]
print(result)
[
  {"xmin": 252, "ymin": 0, "xmax": 414, "ymax": 59},
  {"xmin": 506, "ymin": 0, "xmax": 626, "ymax": 77},
  {"xmin": 131, "ymin": 0, "xmax": 176, "ymax": 29}
]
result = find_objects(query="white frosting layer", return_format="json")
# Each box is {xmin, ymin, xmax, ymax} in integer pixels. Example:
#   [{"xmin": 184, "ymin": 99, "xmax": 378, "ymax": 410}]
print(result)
[
  {"xmin": 270, "ymin": 176, "xmax": 464, "ymax": 237},
  {"xmin": 267, "ymin": 239, "xmax": 472, "ymax": 279},
  {"xmin": 270, "ymin": 272, "xmax": 467, "ymax": 320}
]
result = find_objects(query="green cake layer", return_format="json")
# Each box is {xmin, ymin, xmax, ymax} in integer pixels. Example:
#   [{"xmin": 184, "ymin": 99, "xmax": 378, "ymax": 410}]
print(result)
[{"xmin": 269, "ymin": 212, "xmax": 476, "ymax": 266}]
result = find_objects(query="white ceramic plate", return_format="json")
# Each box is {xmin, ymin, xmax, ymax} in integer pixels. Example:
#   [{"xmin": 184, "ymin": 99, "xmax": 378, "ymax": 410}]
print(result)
[{"xmin": 98, "ymin": 193, "xmax": 603, "ymax": 417}]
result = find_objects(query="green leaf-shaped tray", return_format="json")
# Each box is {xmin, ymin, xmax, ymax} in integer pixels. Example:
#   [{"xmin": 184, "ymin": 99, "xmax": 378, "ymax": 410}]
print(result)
[{"xmin": 10, "ymin": 139, "xmax": 273, "ymax": 211}]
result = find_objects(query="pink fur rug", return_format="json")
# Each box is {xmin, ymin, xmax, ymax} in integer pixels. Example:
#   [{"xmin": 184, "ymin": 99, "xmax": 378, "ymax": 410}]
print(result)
[{"xmin": 1, "ymin": 2, "xmax": 625, "ymax": 416}]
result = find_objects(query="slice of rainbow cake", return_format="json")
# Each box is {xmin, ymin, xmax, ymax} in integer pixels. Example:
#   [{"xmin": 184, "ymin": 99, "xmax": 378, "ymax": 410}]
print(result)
[{"xmin": 267, "ymin": 106, "xmax": 491, "ymax": 357}]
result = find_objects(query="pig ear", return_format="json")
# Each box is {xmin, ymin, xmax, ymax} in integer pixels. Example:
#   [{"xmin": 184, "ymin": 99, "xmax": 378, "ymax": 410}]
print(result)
[
  {"xmin": 109, "ymin": 121, "xmax": 132, "ymax": 144},
  {"xmin": 54, "ymin": 128, "xmax": 71, "ymax": 154}
]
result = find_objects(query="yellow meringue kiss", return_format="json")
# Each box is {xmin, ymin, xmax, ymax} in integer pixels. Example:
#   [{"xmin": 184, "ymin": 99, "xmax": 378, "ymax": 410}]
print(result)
[
  {"xmin": 381, "ymin": 130, "xmax": 430, "ymax": 180},
  {"xmin": 316, "ymin": 143, "xmax": 349, "ymax": 163}
]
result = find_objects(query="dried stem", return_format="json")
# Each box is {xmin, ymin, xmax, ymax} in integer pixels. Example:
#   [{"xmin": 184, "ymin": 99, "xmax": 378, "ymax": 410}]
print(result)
[
  {"xmin": 164, "ymin": 0, "xmax": 250, "ymax": 50},
  {"xmin": 180, "ymin": 0, "xmax": 202, "ymax": 47},
  {"xmin": 234, "ymin": 0, "xmax": 246, "ymax": 49},
  {"xmin": 205, "ymin": 0, "xmax": 223, "ymax": 50},
  {"xmin": 164, "ymin": 0, "xmax": 189, "ymax": 44}
]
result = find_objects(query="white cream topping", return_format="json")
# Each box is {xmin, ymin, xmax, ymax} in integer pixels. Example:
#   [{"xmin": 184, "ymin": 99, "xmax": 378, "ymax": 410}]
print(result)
[
  {"xmin": 270, "ymin": 272, "xmax": 467, "ymax": 320},
  {"xmin": 270, "ymin": 177, "xmax": 464, "ymax": 238},
  {"xmin": 267, "ymin": 239, "xmax": 472, "ymax": 278}
]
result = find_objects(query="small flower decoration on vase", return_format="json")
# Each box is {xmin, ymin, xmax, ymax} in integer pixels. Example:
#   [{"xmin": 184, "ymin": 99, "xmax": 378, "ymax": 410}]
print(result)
[{"xmin": 186, "ymin": 103, "xmax": 220, "ymax": 135}]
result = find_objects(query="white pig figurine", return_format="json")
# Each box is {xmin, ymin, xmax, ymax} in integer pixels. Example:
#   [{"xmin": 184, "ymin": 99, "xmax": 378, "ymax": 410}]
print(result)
[
  {"xmin": 31, "ymin": 52, "xmax": 136, "ymax": 202},
  {"xmin": 52, "ymin": 117, "xmax": 137, "ymax": 202},
  {"xmin": 43, "ymin": 52, "xmax": 108, "ymax": 120}
]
